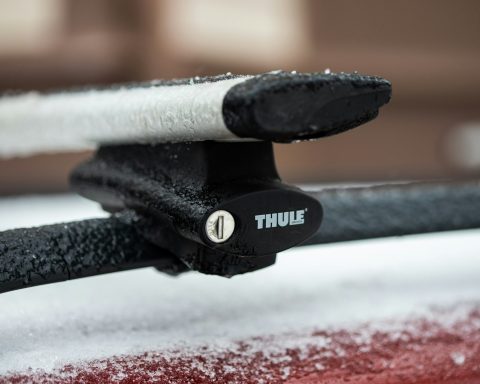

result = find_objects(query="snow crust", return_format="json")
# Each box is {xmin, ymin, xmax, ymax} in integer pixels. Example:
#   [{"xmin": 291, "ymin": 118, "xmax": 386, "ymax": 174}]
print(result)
[
  {"xmin": 0, "ymin": 77, "xmax": 249, "ymax": 158},
  {"xmin": 0, "ymin": 195, "xmax": 479, "ymax": 374}
]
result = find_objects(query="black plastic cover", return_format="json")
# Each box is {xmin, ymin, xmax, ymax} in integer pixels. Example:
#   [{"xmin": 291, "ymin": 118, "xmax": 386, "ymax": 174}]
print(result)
[{"xmin": 223, "ymin": 71, "xmax": 391, "ymax": 142}]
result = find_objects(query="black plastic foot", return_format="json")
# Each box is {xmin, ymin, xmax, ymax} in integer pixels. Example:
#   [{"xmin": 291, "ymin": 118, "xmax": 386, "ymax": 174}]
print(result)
[{"xmin": 71, "ymin": 141, "xmax": 322, "ymax": 276}]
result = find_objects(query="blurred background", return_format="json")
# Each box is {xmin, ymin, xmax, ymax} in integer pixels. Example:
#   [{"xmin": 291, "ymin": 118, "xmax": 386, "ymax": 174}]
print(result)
[{"xmin": 0, "ymin": 0, "xmax": 479, "ymax": 195}]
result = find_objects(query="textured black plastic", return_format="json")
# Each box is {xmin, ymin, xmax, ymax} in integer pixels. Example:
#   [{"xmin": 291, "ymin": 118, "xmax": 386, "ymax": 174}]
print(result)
[
  {"xmin": 137, "ymin": 216, "xmax": 277, "ymax": 277},
  {"xmin": 304, "ymin": 180, "xmax": 480, "ymax": 245},
  {"xmin": 205, "ymin": 188, "xmax": 322, "ymax": 255},
  {"xmin": 1, "ymin": 180, "xmax": 480, "ymax": 293},
  {"xmin": 71, "ymin": 141, "xmax": 322, "ymax": 257},
  {"xmin": 0, "ymin": 213, "xmax": 185, "ymax": 294},
  {"xmin": 71, "ymin": 141, "xmax": 280, "ymax": 242},
  {"xmin": 223, "ymin": 71, "xmax": 391, "ymax": 142}
]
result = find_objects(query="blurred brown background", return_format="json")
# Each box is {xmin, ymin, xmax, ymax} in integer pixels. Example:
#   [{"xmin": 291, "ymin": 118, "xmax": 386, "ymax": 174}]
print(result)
[{"xmin": 1, "ymin": 0, "xmax": 479, "ymax": 195}]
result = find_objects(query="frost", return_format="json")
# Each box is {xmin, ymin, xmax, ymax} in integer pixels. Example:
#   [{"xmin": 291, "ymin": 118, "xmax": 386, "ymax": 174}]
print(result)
[
  {"xmin": 281, "ymin": 366, "xmax": 291, "ymax": 379},
  {"xmin": 0, "ymin": 196, "xmax": 480, "ymax": 375},
  {"xmin": 0, "ymin": 76, "xmax": 251, "ymax": 158},
  {"xmin": 450, "ymin": 352, "xmax": 466, "ymax": 366}
]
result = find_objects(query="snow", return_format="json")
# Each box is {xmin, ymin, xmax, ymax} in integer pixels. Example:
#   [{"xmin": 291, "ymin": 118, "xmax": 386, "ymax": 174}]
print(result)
[
  {"xmin": 450, "ymin": 352, "xmax": 466, "ymax": 366},
  {"xmin": 0, "ymin": 76, "xmax": 249, "ymax": 158},
  {"xmin": 0, "ymin": 194, "xmax": 108, "ymax": 230},
  {"xmin": 0, "ymin": 194, "xmax": 479, "ymax": 374}
]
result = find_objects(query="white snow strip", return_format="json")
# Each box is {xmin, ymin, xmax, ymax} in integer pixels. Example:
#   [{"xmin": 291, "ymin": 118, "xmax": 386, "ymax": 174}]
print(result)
[
  {"xmin": 0, "ymin": 77, "xmax": 250, "ymax": 158},
  {"xmin": 0, "ymin": 195, "xmax": 479, "ymax": 374},
  {"xmin": 0, "ymin": 194, "xmax": 107, "ymax": 230}
]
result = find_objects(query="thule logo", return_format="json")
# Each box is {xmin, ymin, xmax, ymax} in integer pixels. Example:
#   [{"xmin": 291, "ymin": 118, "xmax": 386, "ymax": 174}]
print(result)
[{"xmin": 255, "ymin": 209, "xmax": 306, "ymax": 229}]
